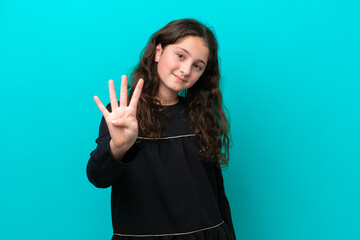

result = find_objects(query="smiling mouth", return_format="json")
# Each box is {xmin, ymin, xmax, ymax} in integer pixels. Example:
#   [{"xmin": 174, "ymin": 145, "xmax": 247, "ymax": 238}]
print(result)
[{"xmin": 173, "ymin": 73, "xmax": 186, "ymax": 82}]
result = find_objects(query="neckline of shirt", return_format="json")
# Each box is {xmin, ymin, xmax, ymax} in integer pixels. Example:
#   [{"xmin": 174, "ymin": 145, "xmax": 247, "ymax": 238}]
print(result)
[{"xmin": 161, "ymin": 96, "xmax": 184, "ymax": 108}]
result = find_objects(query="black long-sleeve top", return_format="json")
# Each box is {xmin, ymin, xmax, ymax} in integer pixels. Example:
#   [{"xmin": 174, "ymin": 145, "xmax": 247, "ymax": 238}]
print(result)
[{"xmin": 87, "ymin": 97, "xmax": 236, "ymax": 239}]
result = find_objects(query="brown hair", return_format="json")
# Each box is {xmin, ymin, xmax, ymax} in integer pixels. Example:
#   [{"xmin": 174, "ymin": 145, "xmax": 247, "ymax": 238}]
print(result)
[{"xmin": 129, "ymin": 18, "xmax": 230, "ymax": 166}]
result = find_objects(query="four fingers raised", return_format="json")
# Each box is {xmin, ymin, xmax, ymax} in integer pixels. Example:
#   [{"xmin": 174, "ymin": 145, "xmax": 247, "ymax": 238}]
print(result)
[{"xmin": 94, "ymin": 76, "xmax": 144, "ymax": 117}]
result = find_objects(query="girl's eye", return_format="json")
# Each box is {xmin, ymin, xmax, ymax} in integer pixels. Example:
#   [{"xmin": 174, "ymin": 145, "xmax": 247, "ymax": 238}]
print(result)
[
  {"xmin": 194, "ymin": 64, "xmax": 202, "ymax": 71},
  {"xmin": 177, "ymin": 53, "xmax": 184, "ymax": 59}
]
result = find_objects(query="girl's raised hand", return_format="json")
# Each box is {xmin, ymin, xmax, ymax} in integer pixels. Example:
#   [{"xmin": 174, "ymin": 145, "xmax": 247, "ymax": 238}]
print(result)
[{"xmin": 94, "ymin": 75, "xmax": 144, "ymax": 160}]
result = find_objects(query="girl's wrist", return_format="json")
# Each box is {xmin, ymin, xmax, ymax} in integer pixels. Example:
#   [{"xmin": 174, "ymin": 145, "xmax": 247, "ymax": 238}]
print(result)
[{"xmin": 109, "ymin": 139, "xmax": 129, "ymax": 161}]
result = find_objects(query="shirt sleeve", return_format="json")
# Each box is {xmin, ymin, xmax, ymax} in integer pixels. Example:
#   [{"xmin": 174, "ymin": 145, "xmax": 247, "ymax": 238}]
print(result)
[
  {"xmin": 86, "ymin": 104, "xmax": 140, "ymax": 188},
  {"xmin": 215, "ymin": 165, "xmax": 237, "ymax": 239}
]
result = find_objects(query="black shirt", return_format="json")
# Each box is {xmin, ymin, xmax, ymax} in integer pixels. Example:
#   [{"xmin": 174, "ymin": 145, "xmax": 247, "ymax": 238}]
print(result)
[{"xmin": 87, "ymin": 97, "xmax": 236, "ymax": 239}]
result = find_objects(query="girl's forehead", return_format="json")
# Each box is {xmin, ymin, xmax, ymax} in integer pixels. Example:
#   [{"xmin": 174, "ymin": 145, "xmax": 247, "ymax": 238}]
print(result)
[{"xmin": 170, "ymin": 36, "xmax": 209, "ymax": 63}]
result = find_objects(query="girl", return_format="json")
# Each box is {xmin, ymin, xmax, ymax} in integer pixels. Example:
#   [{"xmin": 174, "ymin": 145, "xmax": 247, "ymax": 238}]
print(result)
[{"xmin": 87, "ymin": 18, "xmax": 236, "ymax": 239}]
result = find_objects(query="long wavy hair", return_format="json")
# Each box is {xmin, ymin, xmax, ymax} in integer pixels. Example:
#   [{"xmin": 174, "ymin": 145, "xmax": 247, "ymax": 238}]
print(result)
[{"xmin": 128, "ymin": 18, "xmax": 230, "ymax": 166}]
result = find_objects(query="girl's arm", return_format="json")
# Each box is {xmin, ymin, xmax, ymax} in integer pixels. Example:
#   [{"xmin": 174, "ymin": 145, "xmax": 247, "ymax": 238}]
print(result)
[
  {"xmin": 86, "ymin": 107, "xmax": 141, "ymax": 188},
  {"xmin": 215, "ymin": 165, "xmax": 237, "ymax": 239},
  {"xmin": 87, "ymin": 76, "xmax": 143, "ymax": 188}
]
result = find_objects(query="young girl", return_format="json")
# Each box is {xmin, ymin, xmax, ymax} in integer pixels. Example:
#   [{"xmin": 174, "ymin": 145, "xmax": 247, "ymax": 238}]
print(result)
[{"xmin": 87, "ymin": 18, "xmax": 236, "ymax": 239}]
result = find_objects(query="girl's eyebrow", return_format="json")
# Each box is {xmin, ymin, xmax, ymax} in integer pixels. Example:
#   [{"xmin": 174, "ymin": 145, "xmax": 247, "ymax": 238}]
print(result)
[{"xmin": 175, "ymin": 47, "xmax": 207, "ymax": 66}]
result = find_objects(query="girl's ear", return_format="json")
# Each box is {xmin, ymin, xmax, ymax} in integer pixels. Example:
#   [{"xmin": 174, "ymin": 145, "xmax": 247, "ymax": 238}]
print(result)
[{"xmin": 155, "ymin": 44, "xmax": 162, "ymax": 62}]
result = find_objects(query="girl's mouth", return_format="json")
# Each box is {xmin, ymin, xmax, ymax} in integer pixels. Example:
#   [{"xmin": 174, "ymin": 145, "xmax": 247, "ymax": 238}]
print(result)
[{"xmin": 173, "ymin": 73, "xmax": 185, "ymax": 82}]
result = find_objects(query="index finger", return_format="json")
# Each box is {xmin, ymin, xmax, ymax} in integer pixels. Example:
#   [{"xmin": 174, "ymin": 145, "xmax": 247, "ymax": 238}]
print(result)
[{"xmin": 128, "ymin": 78, "xmax": 144, "ymax": 109}]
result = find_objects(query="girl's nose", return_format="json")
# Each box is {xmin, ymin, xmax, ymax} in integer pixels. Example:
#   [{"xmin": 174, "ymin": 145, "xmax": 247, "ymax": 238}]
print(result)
[{"xmin": 180, "ymin": 62, "xmax": 191, "ymax": 76}]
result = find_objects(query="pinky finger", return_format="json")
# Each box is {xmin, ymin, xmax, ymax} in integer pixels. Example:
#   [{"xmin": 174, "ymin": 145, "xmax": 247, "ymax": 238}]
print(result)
[{"xmin": 94, "ymin": 96, "xmax": 110, "ymax": 118}]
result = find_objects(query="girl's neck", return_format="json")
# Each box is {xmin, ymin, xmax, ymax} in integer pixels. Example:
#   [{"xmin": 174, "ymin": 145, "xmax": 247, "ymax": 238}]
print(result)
[{"xmin": 157, "ymin": 93, "xmax": 179, "ymax": 106}]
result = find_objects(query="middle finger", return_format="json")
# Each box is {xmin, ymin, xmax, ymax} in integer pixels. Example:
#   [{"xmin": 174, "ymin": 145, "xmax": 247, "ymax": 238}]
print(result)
[{"xmin": 119, "ymin": 75, "xmax": 128, "ymax": 107}]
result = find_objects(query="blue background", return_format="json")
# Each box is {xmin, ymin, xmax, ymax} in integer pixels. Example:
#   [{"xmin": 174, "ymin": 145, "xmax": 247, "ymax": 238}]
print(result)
[{"xmin": 1, "ymin": 0, "xmax": 359, "ymax": 239}]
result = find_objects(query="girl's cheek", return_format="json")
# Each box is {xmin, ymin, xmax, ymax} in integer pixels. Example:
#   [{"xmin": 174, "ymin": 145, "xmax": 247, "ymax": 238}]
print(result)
[
  {"xmin": 169, "ymin": 58, "xmax": 180, "ymax": 68},
  {"xmin": 170, "ymin": 55, "xmax": 180, "ymax": 65}
]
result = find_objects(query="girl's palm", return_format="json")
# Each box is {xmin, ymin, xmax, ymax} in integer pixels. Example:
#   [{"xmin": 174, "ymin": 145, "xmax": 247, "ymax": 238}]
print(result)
[{"xmin": 94, "ymin": 75, "xmax": 144, "ymax": 152}]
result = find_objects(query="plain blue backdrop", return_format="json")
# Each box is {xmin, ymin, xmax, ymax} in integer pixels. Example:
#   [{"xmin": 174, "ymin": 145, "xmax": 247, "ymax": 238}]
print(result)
[{"xmin": 0, "ymin": 0, "xmax": 359, "ymax": 239}]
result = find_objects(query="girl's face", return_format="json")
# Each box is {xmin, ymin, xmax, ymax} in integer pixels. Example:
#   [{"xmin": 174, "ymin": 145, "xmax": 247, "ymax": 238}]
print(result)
[{"xmin": 155, "ymin": 36, "xmax": 209, "ymax": 103}]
